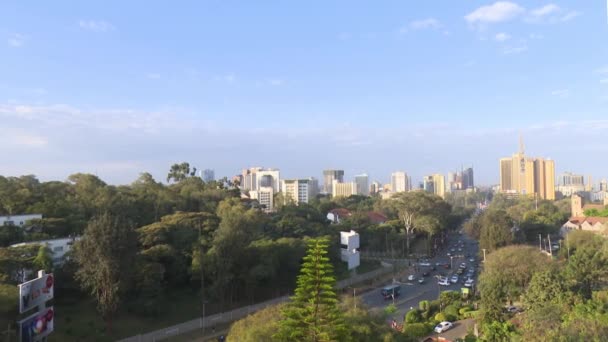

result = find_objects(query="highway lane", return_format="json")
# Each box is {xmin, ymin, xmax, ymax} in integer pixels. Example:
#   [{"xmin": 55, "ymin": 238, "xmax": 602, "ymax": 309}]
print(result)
[{"xmin": 361, "ymin": 230, "xmax": 480, "ymax": 321}]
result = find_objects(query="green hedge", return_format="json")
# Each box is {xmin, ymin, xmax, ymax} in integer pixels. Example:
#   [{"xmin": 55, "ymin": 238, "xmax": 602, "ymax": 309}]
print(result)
[{"xmin": 403, "ymin": 322, "xmax": 433, "ymax": 338}]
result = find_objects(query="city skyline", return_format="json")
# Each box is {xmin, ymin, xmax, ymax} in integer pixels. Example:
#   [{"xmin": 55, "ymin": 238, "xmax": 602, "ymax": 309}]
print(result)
[{"xmin": 1, "ymin": 1, "xmax": 607, "ymax": 184}]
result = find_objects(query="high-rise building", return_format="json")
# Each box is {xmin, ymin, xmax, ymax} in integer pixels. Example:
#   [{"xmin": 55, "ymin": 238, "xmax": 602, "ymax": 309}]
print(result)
[
  {"xmin": 332, "ymin": 180, "xmax": 356, "ymax": 198},
  {"xmin": 323, "ymin": 170, "xmax": 344, "ymax": 193},
  {"xmin": 354, "ymin": 174, "xmax": 369, "ymax": 196},
  {"xmin": 600, "ymin": 179, "xmax": 607, "ymax": 192},
  {"xmin": 498, "ymin": 137, "xmax": 555, "ymax": 200},
  {"xmin": 241, "ymin": 167, "xmax": 280, "ymax": 193},
  {"xmin": 391, "ymin": 171, "xmax": 410, "ymax": 193},
  {"xmin": 556, "ymin": 172, "xmax": 585, "ymax": 196},
  {"xmin": 281, "ymin": 178, "xmax": 318, "ymax": 205},
  {"xmin": 250, "ymin": 186, "xmax": 274, "ymax": 212},
  {"xmin": 202, "ymin": 169, "xmax": 215, "ymax": 182},
  {"xmin": 462, "ymin": 167, "xmax": 474, "ymax": 189},
  {"xmin": 369, "ymin": 181, "xmax": 381, "ymax": 195},
  {"xmin": 423, "ymin": 174, "xmax": 446, "ymax": 199}
]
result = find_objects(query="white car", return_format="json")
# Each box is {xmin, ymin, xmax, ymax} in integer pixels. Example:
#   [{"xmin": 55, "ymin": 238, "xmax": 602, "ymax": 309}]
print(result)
[
  {"xmin": 438, "ymin": 277, "xmax": 450, "ymax": 286},
  {"xmin": 450, "ymin": 275, "xmax": 459, "ymax": 284},
  {"xmin": 408, "ymin": 274, "xmax": 415, "ymax": 281},
  {"xmin": 465, "ymin": 279, "xmax": 474, "ymax": 288},
  {"xmin": 434, "ymin": 321, "xmax": 453, "ymax": 333}
]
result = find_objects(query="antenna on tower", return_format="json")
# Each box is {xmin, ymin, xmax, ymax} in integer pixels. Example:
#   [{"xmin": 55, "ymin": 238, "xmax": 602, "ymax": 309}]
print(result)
[{"xmin": 519, "ymin": 133, "xmax": 525, "ymax": 155}]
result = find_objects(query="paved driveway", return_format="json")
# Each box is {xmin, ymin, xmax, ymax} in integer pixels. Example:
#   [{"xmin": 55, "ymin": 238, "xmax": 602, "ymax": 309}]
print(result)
[{"xmin": 425, "ymin": 318, "xmax": 476, "ymax": 341}]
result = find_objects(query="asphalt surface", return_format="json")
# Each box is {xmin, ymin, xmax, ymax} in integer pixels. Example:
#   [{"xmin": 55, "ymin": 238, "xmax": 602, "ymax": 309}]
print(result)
[{"xmin": 361, "ymin": 230, "xmax": 480, "ymax": 322}]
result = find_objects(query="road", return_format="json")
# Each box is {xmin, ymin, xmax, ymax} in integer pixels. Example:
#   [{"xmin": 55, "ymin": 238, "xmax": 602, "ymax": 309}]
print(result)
[{"xmin": 361, "ymin": 230, "xmax": 480, "ymax": 321}]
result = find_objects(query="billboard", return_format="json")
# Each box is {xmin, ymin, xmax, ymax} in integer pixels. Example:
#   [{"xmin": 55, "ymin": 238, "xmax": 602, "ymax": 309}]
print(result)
[
  {"xmin": 18, "ymin": 274, "xmax": 54, "ymax": 314},
  {"xmin": 19, "ymin": 307, "xmax": 54, "ymax": 342}
]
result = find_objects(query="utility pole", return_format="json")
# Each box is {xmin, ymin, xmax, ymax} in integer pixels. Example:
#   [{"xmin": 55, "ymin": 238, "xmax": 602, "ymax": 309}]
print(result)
[
  {"xmin": 548, "ymin": 235, "xmax": 552, "ymax": 255},
  {"xmin": 539, "ymin": 234, "xmax": 542, "ymax": 251},
  {"xmin": 482, "ymin": 248, "xmax": 486, "ymax": 263}
]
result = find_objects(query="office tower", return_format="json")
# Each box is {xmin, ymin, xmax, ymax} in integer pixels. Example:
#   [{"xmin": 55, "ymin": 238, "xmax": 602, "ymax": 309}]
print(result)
[
  {"xmin": 391, "ymin": 171, "xmax": 410, "ymax": 193},
  {"xmin": 202, "ymin": 169, "xmax": 215, "ymax": 182},
  {"xmin": 250, "ymin": 186, "xmax": 274, "ymax": 212},
  {"xmin": 600, "ymin": 179, "xmax": 607, "ymax": 191},
  {"xmin": 498, "ymin": 137, "xmax": 555, "ymax": 200},
  {"xmin": 560, "ymin": 172, "xmax": 584, "ymax": 186},
  {"xmin": 323, "ymin": 170, "xmax": 345, "ymax": 193},
  {"xmin": 423, "ymin": 174, "xmax": 446, "ymax": 198},
  {"xmin": 354, "ymin": 174, "xmax": 369, "ymax": 196},
  {"xmin": 462, "ymin": 167, "xmax": 474, "ymax": 189},
  {"xmin": 281, "ymin": 178, "xmax": 318, "ymax": 205},
  {"xmin": 332, "ymin": 180, "xmax": 356, "ymax": 198},
  {"xmin": 241, "ymin": 167, "xmax": 280, "ymax": 192},
  {"xmin": 586, "ymin": 175, "xmax": 593, "ymax": 192},
  {"xmin": 370, "ymin": 181, "xmax": 381, "ymax": 194}
]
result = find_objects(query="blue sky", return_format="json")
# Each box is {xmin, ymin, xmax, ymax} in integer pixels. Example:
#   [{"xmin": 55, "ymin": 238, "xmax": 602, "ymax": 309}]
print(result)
[{"xmin": 1, "ymin": 1, "xmax": 607, "ymax": 186}]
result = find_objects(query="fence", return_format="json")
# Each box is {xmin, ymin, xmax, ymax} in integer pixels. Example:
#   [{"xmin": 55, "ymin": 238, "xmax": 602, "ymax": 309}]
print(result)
[{"xmin": 118, "ymin": 265, "xmax": 393, "ymax": 342}]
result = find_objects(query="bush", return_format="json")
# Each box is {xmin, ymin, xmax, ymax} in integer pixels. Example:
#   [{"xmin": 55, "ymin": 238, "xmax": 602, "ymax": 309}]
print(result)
[
  {"xmin": 429, "ymin": 300, "xmax": 440, "ymax": 313},
  {"xmin": 445, "ymin": 305, "xmax": 459, "ymax": 321},
  {"xmin": 419, "ymin": 300, "xmax": 430, "ymax": 311},
  {"xmin": 462, "ymin": 310, "xmax": 480, "ymax": 319},
  {"xmin": 405, "ymin": 309, "xmax": 422, "ymax": 323},
  {"xmin": 434, "ymin": 312, "xmax": 447, "ymax": 322},
  {"xmin": 403, "ymin": 323, "xmax": 432, "ymax": 338},
  {"xmin": 440, "ymin": 291, "xmax": 461, "ymax": 307},
  {"xmin": 459, "ymin": 306, "xmax": 472, "ymax": 316}
]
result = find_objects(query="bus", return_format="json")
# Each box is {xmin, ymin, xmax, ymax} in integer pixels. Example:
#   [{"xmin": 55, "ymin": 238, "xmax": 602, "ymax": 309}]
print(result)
[{"xmin": 381, "ymin": 284, "xmax": 401, "ymax": 300}]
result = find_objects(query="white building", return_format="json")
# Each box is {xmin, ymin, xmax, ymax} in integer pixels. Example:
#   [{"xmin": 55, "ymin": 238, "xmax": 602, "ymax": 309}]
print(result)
[
  {"xmin": 332, "ymin": 180, "xmax": 357, "ymax": 198},
  {"xmin": 0, "ymin": 214, "xmax": 42, "ymax": 227},
  {"xmin": 11, "ymin": 237, "xmax": 79, "ymax": 266},
  {"xmin": 250, "ymin": 186, "xmax": 275, "ymax": 212},
  {"xmin": 391, "ymin": 172, "xmax": 409, "ymax": 193},
  {"xmin": 281, "ymin": 178, "xmax": 318, "ymax": 205},
  {"xmin": 241, "ymin": 167, "xmax": 281, "ymax": 193},
  {"xmin": 354, "ymin": 174, "xmax": 369, "ymax": 196},
  {"xmin": 340, "ymin": 230, "xmax": 360, "ymax": 270}
]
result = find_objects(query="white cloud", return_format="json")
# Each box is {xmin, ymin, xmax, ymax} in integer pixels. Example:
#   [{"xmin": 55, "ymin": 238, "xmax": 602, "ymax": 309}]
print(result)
[
  {"xmin": 494, "ymin": 32, "xmax": 511, "ymax": 42},
  {"xmin": 503, "ymin": 45, "xmax": 528, "ymax": 54},
  {"xmin": 550, "ymin": 89, "xmax": 569, "ymax": 97},
  {"xmin": 13, "ymin": 133, "xmax": 48, "ymax": 148},
  {"xmin": 410, "ymin": 18, "xmax": 442, "ymax": 30},
  {"xmin": 465, "ymin": 2, "xmax": 525, "ymax": 24},
  {"xmin": 530, "ymin": 4, "xmax": 560, "ymax": 17},
  {"xmin": 8, "ymin": 33, "xmax": 26, "ymax": 47},
  {"xmin": 560, "ymin": 11, "xmax": 581, "ymax": 22},
  {"xmin": 78, "ymin": 20, "xmax": 115, "ymax": 32},
  {"xmin": 596, "ymin": 66, "xmax": 608, "ymax": 74},
  {"xmin": 601, "ymin": 79, "xmax": 608, "ymax": 84},
  {"xmin": 268, "ymin": 79, "xmax": 284, "ymax": 86}
]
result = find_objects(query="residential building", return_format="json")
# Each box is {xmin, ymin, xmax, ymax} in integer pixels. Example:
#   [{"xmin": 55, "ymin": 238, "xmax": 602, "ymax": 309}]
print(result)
[
  {"xmin": 561, "ymin": 194, "xmax": 608, "ymax": 236},
  {"xmin": 201, "ymin": 169, "xmax": 215, "ymax": 182},
  {"xmin": 323, "ymin": 170, "xmax": 345, "ymax": 193},
  {"xmin": 281, "ymin": 178, "xmax": 318, "ymax": 205},
  {"xmin": 354, "ymin": 174, "xmax": 369, "ymax": 196},
  {"xmin": 498, "ymin": 137, "xmax": 555, "ymax": 200},
  {"xmin": 424, "ymin": 174, "xmax": 446, "ymax": 199},
  {"xmin": 250, "ymin": 186, "xmax": 274, "ymax": 212},
  {"xmin": 11, "ymin": 237, "xmax": 78, "ymax": 266},
  {"xmin": 463, "ymin": 167, "xmax": 474, "ymax": 189},
  {"xmin": 0, "ymin": 214, "xmax": 42, "ymax": 227},
  {"xmin": 556, "ymin": 172, "xmax": 585, "ymax": 196},
  {"xmin": 332, "ymin": 180, "xmax": 356, "ymax": 198},
  {"xmin": 391, "ymin": 171, "xmax": 409, "ymax": 193}
]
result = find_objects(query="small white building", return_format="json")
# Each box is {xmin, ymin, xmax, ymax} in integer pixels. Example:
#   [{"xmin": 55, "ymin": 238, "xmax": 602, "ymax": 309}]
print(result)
[
  {"xmin": 340, "ymin": 230, "xmax": 360, "ymax": 270},
  {"xmin": 11, "ymin": 237, "xmax": 79, "ymax": 266},
  {"xmin": 0, "ymin": 214, "xmax": 42, "ymax": 227}
]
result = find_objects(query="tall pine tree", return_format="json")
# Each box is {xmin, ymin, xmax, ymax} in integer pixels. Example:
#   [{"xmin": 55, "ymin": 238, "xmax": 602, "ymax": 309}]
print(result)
[{"xmin": 275, "ymin": 238, "xmax": 346, "ymax": 341}]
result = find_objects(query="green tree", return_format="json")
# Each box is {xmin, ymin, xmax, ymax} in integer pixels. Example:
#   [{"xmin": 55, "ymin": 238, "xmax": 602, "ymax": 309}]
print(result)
[
  {"xmin": 73, "ymin": 213, "xmax": 137, "ymax": 331},
  {"xmin": 565, "ymin": 245, "xmax": 608, "ymax": 299},
  {"xmin": 479, "ymin": 209, "xmax": 513, "ymax": 252},
  {"xmin": 166, "ymin": 162, "xmax": 196, "ymax": 183},
  {"xmin": 227, "ymin": 303, "xmax": 284, "ymax": 342},
  {"xmin": 276, "ymin": 238, "xmax": 346, "ymax": 341},
  {"xmin": 32, "ymin": 245, "xmax": 53, "ymax": 272}
]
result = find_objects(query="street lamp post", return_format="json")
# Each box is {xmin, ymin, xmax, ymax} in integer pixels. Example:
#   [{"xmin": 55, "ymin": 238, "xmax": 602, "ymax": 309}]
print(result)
[
  {"xmin": 450, "ymin": 256, "xmax": 454, "ymax": 270},
  {"xmin": 482, "ymin": 248, "xmax": 486, "ymax": 263}
]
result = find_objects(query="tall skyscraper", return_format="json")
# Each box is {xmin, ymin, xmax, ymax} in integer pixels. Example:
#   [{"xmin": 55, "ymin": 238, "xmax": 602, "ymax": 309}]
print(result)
[
  {"xmin": 202, "ymin": 169, "xmax": 215, "ymax": 182},
  {"xmin": 423, "ymin": 174, "xmax": 446, "ymax": 198},
  {"xmin": 323, "ymin": 170, "xmax": 344, "ymax": 193},
  {"xmin": 498, "ymin": 137, "xmax": 555, "ymax": 200},
  {"xmin": 391, "ymin": 171, "xmax": 410, "ymax": 193},
  {"xmin": 462, "ymin": 167, "xmax": 474, "ymax": 189},
  {"xmin": 370, "ymin": 181, "xmax": 381, "ymax": 195},
  {"xmin": 354, "ymin": 174, "xmax": 369, "ymax": 196},
  {"xmin": 281, "ymin": 178, "xmax": 318, "ymax": 205}
]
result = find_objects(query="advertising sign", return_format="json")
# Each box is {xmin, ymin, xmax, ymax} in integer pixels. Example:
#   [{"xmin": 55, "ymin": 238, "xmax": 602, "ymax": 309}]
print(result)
[
  {"xmin": 18, "ymin": 274, "xmax": 54, "ymax": 314},
  {"xmin": 19, "ymin": 307, "xmax": 54, "ymax": 342}
]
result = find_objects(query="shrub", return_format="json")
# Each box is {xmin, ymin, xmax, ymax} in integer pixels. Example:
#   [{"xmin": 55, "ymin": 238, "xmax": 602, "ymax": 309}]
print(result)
[
  {"xmin": 445, "ymin": 305, "xmax": 459, "ymax": 321},
  {"xmin": 434, "ymin": 312, "xmax": 447, "ymax": 322},
  {"xmin": 440, "ymin": 291, "xmax": 461, "ymax": 307},
  {"xmin": 419, "ymin": 300, "xmax": 430, "ymax": 311},
  {"xmin": 403, "ymin": 323, "xmax": 432, "ymax": 338},
  {"xmin": 429, "ymin": 300, "xmax": 440, "ymax": 313},
  {"xmin": 462, "ymin": 310, "xmax": 480, "ymax": 319},
  {"xmin": 459, "ymin": 306, "xmax": 472, "ymax": 316},
  {"xmin": 405, "ymin": 309, "xmax": 422, "ymax": 323}
]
